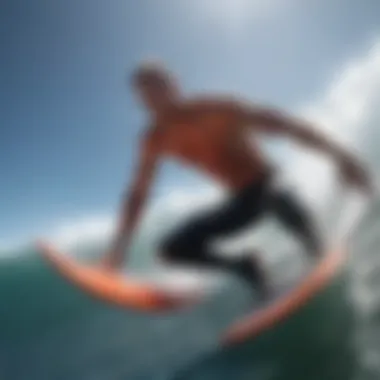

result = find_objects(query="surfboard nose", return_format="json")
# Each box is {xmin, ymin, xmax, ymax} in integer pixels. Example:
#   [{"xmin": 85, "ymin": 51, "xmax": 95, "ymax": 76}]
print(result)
[{"xmin": 37, "ymin": 241, "xmax": 202, "ymax": 312}]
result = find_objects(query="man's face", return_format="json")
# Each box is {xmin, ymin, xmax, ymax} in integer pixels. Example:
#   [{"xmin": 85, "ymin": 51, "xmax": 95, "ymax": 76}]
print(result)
[{"xmin": 134, "ymin": 79, "xmax": 174, "ymax": 112}]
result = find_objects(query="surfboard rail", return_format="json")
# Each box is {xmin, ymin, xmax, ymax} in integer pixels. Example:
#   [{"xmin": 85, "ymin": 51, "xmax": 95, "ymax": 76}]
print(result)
[
  {"xmin": 37, "ymin": 241, "xmax": 200, "ymax": 312},
  {"xmin": 221, "ymin": 246, "xmax": 345, "ymax": 346},
  {"xmin": 38, "ymin": 240, "xmax": 346, "ymax": 345}
]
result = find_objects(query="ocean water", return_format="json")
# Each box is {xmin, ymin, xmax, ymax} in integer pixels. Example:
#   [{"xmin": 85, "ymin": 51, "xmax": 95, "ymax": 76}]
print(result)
[{"xmin": 1, "ymin": 193, "xmax": 379, "ymax": 380}]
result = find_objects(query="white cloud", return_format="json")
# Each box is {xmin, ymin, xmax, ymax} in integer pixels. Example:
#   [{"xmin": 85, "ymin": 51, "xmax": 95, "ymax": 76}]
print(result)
[
  {"xmin": 188, "ymin": 0, "xmax": 284, "ymax": 33},
  {"xmin": 37, "ymin": 38, "xmax": 380, "ymax": 253}
]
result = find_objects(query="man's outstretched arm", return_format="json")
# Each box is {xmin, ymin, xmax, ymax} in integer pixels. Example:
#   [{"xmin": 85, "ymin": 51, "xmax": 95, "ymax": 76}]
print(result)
[
  {"xmin": 237, "ymin": 102, "xmax": 372, "ymax": 193},
  {"xmin": 103, "ymin": 132, "xmax": 160, "ymax": 269}
]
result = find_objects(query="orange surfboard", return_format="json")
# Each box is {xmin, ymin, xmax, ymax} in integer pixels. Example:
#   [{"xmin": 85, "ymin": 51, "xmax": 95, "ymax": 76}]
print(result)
[
  {"xmin": 37, "ymin": 241, "xmax": 201, "ymax": 311},
  {"xmin": 37, "ymin": 192, "xmax": 368, "ymax": 347},
  {"xmin": 38, "ymin": 240, "xmax": 345, "ymax": 341}
]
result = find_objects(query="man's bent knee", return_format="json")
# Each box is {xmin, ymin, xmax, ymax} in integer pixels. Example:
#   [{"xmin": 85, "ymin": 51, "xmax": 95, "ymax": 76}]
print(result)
[
  {"xmin": 159, "ymin": 234, "xmax": 203, "ymax": 264},
  {"xmin": 159, "ymin": 237, "xmax": 187, "ymax": 263}
]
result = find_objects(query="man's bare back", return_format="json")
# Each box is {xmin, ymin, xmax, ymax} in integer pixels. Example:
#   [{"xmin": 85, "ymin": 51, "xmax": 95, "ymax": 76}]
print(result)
[{"xmin": 103, "ymin": 61, "xmax": 371, "ymax": 294}]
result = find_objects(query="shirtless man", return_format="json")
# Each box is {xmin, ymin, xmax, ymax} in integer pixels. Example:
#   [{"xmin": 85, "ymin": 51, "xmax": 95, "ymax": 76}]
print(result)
[{"xmin": 103, "ymin": 61, "xmax": 371, "ymax": 295}]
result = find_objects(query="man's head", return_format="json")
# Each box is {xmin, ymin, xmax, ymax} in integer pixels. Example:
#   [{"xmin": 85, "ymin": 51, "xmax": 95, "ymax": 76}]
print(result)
[{"xmin": 131, "ymin": 60, "xmax": 179, "ymax": 113}]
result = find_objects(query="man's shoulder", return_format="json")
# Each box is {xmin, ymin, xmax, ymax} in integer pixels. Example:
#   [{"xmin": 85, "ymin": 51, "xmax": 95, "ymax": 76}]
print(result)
[
  {"xmin": 184, "ymin": 94, "xmax": 241, "ymax": 109},
  {"xmin": 181, "ymin": 94, "xmax": 262, "ymax": 117}
]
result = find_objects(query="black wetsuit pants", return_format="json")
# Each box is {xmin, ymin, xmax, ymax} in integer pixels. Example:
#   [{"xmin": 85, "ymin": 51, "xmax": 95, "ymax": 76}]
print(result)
[{"xmin": 160, "ymin": 173, "xmax": 320, "ymax": 289}]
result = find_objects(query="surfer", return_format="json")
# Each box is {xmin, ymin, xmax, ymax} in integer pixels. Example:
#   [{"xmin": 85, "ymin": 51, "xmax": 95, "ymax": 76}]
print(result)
[{"xmin": 103, "ymin": 61, "xmax": 371, "ymax": 296}]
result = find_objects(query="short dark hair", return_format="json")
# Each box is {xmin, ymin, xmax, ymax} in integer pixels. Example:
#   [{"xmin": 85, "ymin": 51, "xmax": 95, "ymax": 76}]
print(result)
[{"xmin": 131, "ymin": 59, "xmax": 173, "ymax": 87}]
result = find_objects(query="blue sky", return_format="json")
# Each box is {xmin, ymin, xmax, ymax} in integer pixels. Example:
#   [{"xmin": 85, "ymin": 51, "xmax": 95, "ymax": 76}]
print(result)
[{"xmin": 2, "ymin": 0, "xmax": 380, "ymax": 245}]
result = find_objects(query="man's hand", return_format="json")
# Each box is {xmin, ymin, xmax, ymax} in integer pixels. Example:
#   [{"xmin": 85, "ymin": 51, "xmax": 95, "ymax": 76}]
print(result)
[
  {"xmin": 101, "ymin": 249, "xmax": 126, "ymax": 271},
  {"xmin": 336, "ymin": 153, "xmax": 373, "ymax": 195},
  {"xmin": 101, "ymin": 236, "xmax": 131, "ymax": 271}
]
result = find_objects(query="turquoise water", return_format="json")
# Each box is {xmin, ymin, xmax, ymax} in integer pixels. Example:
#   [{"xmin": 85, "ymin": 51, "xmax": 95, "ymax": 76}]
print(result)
[{"xmin": 1, "ymin": 197, "xmax": 379, "ymax": 380}]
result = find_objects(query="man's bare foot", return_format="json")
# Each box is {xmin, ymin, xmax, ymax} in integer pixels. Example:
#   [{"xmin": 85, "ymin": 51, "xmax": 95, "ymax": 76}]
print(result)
[{"xmin": 238, "ymin": 251, "xmax": 271, "ymax": 300}]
